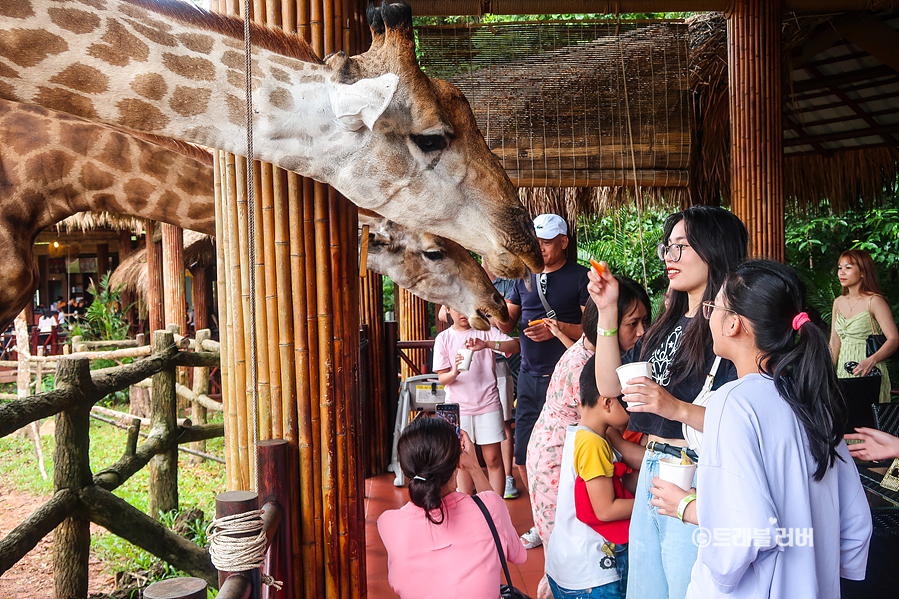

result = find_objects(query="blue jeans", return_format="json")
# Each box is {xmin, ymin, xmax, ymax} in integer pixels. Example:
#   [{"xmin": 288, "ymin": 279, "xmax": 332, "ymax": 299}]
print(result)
[
  {"xmin": 626, "ymin": 449, "xmax": 698, "ymax": 599},
  {"xmin": 547, "ymin": 575, "xmax": 625, "ymax": 599},
  {"xmin": 615, "ymin": 543, "xmax": 628, "ymax": 594}
]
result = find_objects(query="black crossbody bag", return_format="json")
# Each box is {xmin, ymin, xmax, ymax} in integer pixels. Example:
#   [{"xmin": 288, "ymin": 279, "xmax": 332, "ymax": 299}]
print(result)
[{"xmin": 471, "ymin": 496, "xmax": 532, "ymax": 599}]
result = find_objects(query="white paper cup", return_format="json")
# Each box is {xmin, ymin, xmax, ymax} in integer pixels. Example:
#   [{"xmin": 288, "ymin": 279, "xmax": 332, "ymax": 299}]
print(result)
[
  {"xmin": 457, "ymin": 348, "xmax": 474, "ymax": 371},
  {"xmin": 658, "ymin": 457, "xmax": 697, "ymax": 490},
  {"xmin": 616, "ymin": 361, "xmax": 651, "ymax": 407}
]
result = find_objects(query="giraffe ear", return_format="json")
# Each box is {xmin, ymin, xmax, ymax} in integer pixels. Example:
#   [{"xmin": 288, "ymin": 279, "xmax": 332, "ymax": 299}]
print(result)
[{"xmin": 328, "ymin": 73, "xmax": 399, "ymax": 132}]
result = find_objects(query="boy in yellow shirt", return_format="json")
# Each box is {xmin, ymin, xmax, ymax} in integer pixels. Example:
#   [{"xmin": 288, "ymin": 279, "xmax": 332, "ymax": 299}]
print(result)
[{"xmin": 544, "ymin": 355, "xmax": 635, "ymax": 598}]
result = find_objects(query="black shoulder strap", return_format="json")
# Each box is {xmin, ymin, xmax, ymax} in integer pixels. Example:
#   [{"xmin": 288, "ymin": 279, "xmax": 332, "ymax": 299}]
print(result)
[
  {"xmin": 535, "ymin": 274, "xmax": 556, "ymax": 319},
  {"xmin": 471, "ymin": 495, "xmax": 514, "ymax": 587}
]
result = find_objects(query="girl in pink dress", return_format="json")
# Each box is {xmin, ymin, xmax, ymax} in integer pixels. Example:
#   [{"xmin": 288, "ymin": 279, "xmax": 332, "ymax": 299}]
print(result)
[{"xmin": 525, "ymin": 279, "xmax": 650, "ymax": 598}]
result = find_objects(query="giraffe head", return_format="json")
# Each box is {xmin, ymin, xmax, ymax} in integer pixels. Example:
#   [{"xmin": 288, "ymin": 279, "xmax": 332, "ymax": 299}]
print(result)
[
  {"xmin": 360, "ymin": 211, "xmax": 508, "ymax": 330},
  {"xmin": 323, "ymin": 2, "xmax": 542, "ymax": 279}
]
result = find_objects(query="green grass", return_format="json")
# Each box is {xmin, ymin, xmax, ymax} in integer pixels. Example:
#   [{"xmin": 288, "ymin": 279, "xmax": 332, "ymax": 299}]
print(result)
[{"xmin": 0, "ymin": 408, "xmax": 226, "ymax": 589}]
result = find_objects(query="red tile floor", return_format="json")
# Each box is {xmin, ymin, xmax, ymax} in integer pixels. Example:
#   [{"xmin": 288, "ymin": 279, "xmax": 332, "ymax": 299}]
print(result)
[{"xmin": 365, "ymin": 469, "xmax": 545, "ymax": 598}]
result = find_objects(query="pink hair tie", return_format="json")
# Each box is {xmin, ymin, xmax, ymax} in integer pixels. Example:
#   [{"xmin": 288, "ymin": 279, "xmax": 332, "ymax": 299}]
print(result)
[{"xmin": 792, "ymin": 312, "xmax": 811, "ymax": 330}]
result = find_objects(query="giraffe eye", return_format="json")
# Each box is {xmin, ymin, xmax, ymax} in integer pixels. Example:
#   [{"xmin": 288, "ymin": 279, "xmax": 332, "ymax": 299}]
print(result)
[
  {"xmin": 424, "ymin": 250, "xmax": 445, "ymax": 261},
  {"xmin": 410, "ymin": 134, "xmax": 447, "ymax": 153}
]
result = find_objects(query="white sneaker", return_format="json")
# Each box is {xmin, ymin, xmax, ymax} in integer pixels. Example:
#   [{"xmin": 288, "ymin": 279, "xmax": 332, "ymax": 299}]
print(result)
[
  {"xmin": 520, "ymin": 526, "xmax": 542, "ymax": 549},
  {"xmin": 504, "ymin": 475, "xmax": 520, "ymax": 500}
]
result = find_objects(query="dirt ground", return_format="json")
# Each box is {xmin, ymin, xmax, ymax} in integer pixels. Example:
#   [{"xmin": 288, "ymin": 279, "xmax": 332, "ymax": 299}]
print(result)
[{"xmin": 0, "ymin": 485, "xmax": 115, "ymax": 599}]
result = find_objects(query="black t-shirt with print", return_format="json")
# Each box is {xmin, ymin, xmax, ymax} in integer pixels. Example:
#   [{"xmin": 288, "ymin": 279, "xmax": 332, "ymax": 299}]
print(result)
[{"xmin": 622, "ymin": 314, "xmax": 737, "ymax": 439}]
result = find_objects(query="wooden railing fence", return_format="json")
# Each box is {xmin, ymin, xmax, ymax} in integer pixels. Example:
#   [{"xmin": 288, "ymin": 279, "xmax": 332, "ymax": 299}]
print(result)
[{"xmin": 0, "ymin": 329, "xmax": 224, "ymax": 598}]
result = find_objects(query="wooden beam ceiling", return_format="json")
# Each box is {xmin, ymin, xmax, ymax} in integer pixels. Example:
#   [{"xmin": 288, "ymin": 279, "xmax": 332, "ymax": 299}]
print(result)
[{"xmin": 403, "ymin": 0, "xmax": 893, "ymax": 16}]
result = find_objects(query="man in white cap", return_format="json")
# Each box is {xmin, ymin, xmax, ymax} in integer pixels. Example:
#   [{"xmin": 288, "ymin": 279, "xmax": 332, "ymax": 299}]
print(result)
[{"xmin": 498, "ymin": 213, "xmax": 589, "ymax": 548}]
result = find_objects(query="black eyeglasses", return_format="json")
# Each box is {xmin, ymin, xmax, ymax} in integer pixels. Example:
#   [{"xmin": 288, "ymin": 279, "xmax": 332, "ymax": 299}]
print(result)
[
  {"xmin": 702, "ymin": 301, "xmax": 739, "ymax": 320},
  {"xmin": 657, "ymin": 242, "xmax": 691, "ymax": 262}
]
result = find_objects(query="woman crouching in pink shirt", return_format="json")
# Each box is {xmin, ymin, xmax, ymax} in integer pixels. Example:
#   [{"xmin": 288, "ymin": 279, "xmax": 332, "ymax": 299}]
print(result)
[{"xmin": 378, "ymin": 417, "xmax": 526, "ymax": 599}]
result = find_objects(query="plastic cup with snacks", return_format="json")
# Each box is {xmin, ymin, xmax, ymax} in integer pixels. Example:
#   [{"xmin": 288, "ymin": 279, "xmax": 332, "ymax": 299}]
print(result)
[{"xmin": 616, "ymin": 361, "xmax": 651, "ymax": 408}]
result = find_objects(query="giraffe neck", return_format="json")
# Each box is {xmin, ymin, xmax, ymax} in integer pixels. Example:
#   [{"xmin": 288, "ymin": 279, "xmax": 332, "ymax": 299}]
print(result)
[
  {"xmin": 0, "ymin": 101, "xmax": 216, "ymax": 238},
  {"xmin": 0, "ymin": 0, "xmax": 387, "ymax": 184}
]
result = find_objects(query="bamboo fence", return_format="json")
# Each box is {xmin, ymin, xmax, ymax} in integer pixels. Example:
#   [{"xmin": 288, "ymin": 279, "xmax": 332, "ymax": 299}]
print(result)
[
  {"xmin": 728, "ymin": 0, "xmax": 785, "ymax": 260},
  {"xmin": 360, "ymin": 271, "xmax": 389, "ymax": 476},
  {"xmin": 397, "ymin": 287, "xmax": 429, "ymax": 381},
  {"xmin": 209, "ymin": 1, "xmax": 367, "ymax": 597}
]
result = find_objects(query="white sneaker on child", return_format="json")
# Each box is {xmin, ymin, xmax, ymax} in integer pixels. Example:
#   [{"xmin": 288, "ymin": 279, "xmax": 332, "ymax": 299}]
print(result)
[
  {"xmin": 520, "ymin": 526, "xmax": 542, "ymax": 549},
  {"xmin": 504, "ymin": 475, "xmax": 520, "ymax": 500}
]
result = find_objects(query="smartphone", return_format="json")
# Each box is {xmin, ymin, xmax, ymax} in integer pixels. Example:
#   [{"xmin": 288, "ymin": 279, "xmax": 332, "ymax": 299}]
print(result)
[{"xmin": 435, "ymin": 403, "xmax": 461, "ymax": 438}]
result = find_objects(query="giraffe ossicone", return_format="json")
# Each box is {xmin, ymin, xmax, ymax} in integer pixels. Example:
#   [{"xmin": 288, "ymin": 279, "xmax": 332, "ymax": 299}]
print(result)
[{"xmin": 0, "ymin": 0, "xmax": 542, "ymax": 279}]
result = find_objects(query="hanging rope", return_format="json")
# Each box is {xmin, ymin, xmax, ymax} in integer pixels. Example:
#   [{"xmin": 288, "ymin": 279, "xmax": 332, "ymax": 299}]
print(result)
[
  {"xmin": 618, "ymin": 14, "xmax": 650, "ymax": 293},
  {"xmin": 206, "ymin": 511, "xmax": 283, "ymax": 590},
  {"xmin": 242, "ymin": 0, "xmax": 260, "ymax": 487}
]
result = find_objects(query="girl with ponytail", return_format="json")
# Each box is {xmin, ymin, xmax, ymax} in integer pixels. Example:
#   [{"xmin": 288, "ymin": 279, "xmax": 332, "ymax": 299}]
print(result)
[
  {"xmin": 650, "ymin": 260, "xmax": 872, "ymax": 598},
  {"xmin": 377, "ymin": 417, "xmax": 525, "ymax": 599}
]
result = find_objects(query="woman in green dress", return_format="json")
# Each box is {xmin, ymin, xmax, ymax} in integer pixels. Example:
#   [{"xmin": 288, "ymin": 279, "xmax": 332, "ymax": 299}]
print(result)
[{"xmin": 830, "ymin": 249, "xmax": 898, "ymax": 403}]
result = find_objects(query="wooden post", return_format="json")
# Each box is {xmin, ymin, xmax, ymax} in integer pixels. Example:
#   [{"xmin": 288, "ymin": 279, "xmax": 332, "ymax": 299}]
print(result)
[
  {"xmin": 147, "ymin": 221, "xmax": 165, "ymax": 334},
  {"xmin": 192, "ymin": 266, "xmax": 209, "ymax": 333},
  {"xmin": 214, "ymin": 491, "xmax": 260, "ymax": 590},
  {"xmin": 144, "ymin": 577, "xmax": 207, "ymax": 599},
  {"xmin": 162, "ymin": 223, "xmax": 188, "ymax": 336},
  {"xmin": 97, "ymin": 242, "xmax": 109, "ymax": 282},
  {"xmin": 53, "ymin": 357, "xmax": 94, "ymax": 599},
  {"xmin": 257, "ymin": 439, "xmax": 293, "ymax": 599},
  {"xmin": 189, "ymin": 329, "xmax": 212, "ymax": 464},
  {"xmin": 728, "ymin": 0, "xmax": 784, "ymax": 260},
  {"xmin": 149, "ymin": 330, "xmax": 178, "ymax": 518}
]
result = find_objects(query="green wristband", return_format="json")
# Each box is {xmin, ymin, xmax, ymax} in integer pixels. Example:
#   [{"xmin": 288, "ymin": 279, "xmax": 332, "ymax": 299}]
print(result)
[
  {"xmin": 677, "ymin": 494, "xmax": 697, "ymax": 521},
  {"xmin": 597, "ymin": 325, "xmax": 618, "ymax": 337}
]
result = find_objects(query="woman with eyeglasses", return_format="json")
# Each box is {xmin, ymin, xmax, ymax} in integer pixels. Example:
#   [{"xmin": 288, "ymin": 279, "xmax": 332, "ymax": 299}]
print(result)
[
  {"xmin": 587, "ymin": 205, "xmax": 747, "ymax": 599},
  {"xmin": 649, "ymin": 260, "xmax": 871, "ymax": 598}
]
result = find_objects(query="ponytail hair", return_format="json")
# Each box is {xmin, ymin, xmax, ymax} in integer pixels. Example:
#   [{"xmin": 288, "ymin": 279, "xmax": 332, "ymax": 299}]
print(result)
[
  {"xmin": 723, "ymin": 260, "xmax": 847, "ymax": 481},
  {"xmin": 396, "ymin": 416, "xmax": 461, "ymax": 524}
]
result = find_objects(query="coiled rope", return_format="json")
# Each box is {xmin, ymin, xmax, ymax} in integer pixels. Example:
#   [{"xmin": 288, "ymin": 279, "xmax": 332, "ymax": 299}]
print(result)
[{"xmin": 206, "ymin": 510, "xmax": 282, "ymax": 590}]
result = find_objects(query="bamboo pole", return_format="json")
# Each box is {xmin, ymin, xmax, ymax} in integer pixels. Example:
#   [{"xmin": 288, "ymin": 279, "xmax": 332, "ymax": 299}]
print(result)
[
  {"xmin": 727, "ymin": 0, "xmax": 784, "ymax": 260},
  {"xmin": 146, "ymin": 220, "xmax": 164, "ymax": 334},
  {"xmin": 226, "ymin": 153, "xmax": 251, "ymax": 489},
  {"xmin": 213, "ymin": 151, "xmax": 235, "ymax": 488},
  {"xmin": 314, "ymin": 180, "xmax": 338, "ymax": 599}
]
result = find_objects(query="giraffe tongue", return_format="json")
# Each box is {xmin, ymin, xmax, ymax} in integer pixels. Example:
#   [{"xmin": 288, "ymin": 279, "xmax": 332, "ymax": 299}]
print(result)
[{"xmin": 522, "ymin": 267, "xmax": 534, "ymax": 292}]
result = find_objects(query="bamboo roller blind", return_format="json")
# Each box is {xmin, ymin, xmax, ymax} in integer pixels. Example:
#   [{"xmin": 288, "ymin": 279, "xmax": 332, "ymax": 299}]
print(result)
[{"xmin": 415, "ymin": 20, "xmax": 691, "ymax": 188}]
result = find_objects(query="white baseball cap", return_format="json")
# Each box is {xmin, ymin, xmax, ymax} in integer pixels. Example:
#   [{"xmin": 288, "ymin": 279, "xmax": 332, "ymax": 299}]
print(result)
[{"xmin": 533, "ymin": 214, "xmax": 568, "ymax": 239}]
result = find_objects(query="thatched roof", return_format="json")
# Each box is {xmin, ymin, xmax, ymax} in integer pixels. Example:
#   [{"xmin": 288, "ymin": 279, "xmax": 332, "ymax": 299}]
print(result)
[
  {"xmin": 690, "ymin": 10, "xmax": 899, "ymax": 212},
  {"xmin": 417, "ymin": 19, "xmax": 691, "ymax": 217},
  {"xmin": 55, "ymin": 211, "xmax": 145, "ymax": 235},
  {"xmin": 418, "ymin": 11, "xmax": 899, "ymax": 222},
  {"xmin": 108, "ymin": 230, "xmax": 213, "ymax": 307}
]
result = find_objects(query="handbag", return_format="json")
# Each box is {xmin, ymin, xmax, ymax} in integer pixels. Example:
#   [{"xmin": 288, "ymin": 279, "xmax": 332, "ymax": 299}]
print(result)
[
  {"xmin": 471, "ymin": 496, "xmax": 533, "ymax": 599},
  {"xmin": 682, "ymin": 356, "xmax": 721, "ymax": 453},
  {"xmin": 866, "ymin": 297, "xmax": 887, "ymax": 358}
]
